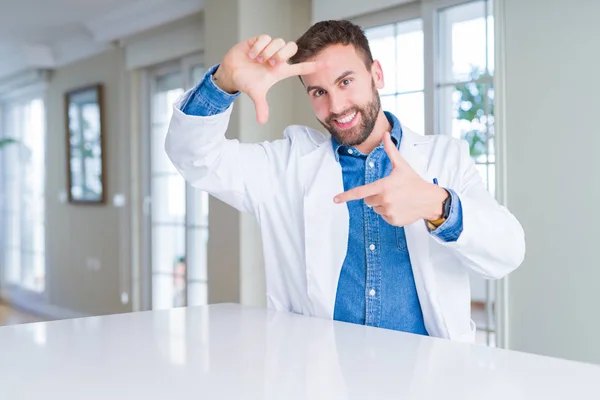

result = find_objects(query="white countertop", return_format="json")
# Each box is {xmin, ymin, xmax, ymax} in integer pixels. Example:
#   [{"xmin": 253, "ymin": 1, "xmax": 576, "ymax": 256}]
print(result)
[{"xmin": 2, "ymin": 303, "xmax": 599, "ymax": 399}]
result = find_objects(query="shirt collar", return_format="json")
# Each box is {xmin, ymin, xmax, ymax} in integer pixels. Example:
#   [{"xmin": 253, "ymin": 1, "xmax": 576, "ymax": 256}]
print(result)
[{"xmin": 331, "ymin": 111, "xmax": 403, "ymax": 162}]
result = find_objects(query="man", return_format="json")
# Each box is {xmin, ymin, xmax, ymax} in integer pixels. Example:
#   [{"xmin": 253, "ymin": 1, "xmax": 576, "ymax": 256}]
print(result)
[{"xmin": 165, "ymin": 20, "xmax": 525, "ymax": 341}]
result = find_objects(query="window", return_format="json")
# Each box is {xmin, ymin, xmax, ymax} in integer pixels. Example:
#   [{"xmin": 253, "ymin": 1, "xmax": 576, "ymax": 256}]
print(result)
[
  {"xmin": 143, "ymin": 55, "xmax": 208, "ymax": 310},
  {"xmin": 362, "ymin": 0, "xmax": 496, "ymax": 346},
  {"xmin": 366, "ymin": 18, "xmax": 425, "ymax": 134},
  {"xmin": 437, "ymin": 0, "xmax": 495, "ymax": 196},
  {"xmin": 437, "ymin": 0, "xmax": 495, "ymax": 347},
  {"xmin": 0, "ymin": 97, "xmax": 46, "ymax": 293}
]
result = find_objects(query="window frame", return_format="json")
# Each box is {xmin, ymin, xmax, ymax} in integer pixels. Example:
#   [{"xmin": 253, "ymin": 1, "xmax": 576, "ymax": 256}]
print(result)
[
  {"xmin": 139, "ymin": 52, "xmax": 209, "ymax": 312},
  {"xmin": 352, "ymin": 0, "xmax": 506, "ymax": 348},
  {"xmin": 355, "ymin": 0, "xmax": 494, "ymax": 137}
]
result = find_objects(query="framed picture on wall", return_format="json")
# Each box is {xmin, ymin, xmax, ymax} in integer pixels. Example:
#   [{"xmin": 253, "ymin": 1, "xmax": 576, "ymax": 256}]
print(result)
[{"xmin": 65, "ymin": 84, "xmax": 106, "ymax": 204}]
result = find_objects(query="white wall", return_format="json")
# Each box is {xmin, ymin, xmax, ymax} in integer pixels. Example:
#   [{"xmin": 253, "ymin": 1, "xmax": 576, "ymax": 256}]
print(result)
[
  {"xmin": 45, "ymin": 48, "xmax": 133, "ymax": 317},
  {"xmin": 312, "ymin": 0, "xmax": 414, "ymax": 22},
  {"xmin": 500, "ymin": 0, "xmax": 600, "ymax": 364},
  {"xmin": 123, "ymin": 13, "xmax": 204, "ymax": 70}
]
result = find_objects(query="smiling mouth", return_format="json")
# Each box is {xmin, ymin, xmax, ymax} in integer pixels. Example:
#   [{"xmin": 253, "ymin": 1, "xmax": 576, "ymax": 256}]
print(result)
[{"xmin": 332, "ymin": 111, "xmax": 358, "ymax": 129}]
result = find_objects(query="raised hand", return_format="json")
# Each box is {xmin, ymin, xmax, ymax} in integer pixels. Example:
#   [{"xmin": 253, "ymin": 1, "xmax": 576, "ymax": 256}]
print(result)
[
  {"xmin": 213, "ymin": 34, "xmax": 322, "ymax": 124},
  {"xmin": 333, "ymin": 132, "xmax": 449, "ymax": 227}
]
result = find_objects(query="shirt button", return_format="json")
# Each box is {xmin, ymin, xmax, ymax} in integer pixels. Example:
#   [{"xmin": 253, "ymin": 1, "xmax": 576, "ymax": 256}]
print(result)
[
  {"xmin": 369, "ymin": 244, "xmax": 375, "ymax": 251},
  {"xmin": 368, "ymin": 162, "xmax": 375, "ymax": 168},
  {"xmin": 347, "ymin": 149, "xmax": 354, "ymax": 155},
  {"xmin": 369, "ymin": 289, "xmax": 376, "ymax": 296}
]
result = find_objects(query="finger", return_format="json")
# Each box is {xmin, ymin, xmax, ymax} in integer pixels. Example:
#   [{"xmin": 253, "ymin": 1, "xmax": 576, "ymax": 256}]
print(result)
[
  {"xmin": 334, "ymin": 181, "xmax": 383, "ymax": 204},
  {"xmin": 248, "ymin": 34, "xmax": 272, "ymax": 60},
  {"xmin": 282, "ymin": 60, "xmax": 322, "ymax": 78},
  {"xmin": 364, "ymin": 194, "xmax": 384, "ymax": 208},
  {"xmin": 383, "ymin": 131, "xmax": 401, "ymax": 168},
  {"xmin": 372, "ymin": 205, "xmax": 394, "ymax": 224},
  {"xmin": 381, "ymin": 215, "xmax": 395, "ymax": 226},
  {"xmin": 257, "ymin": 38, "xmax": 286, "ymax": 64},
  {"xmin": 270, "ymin": 41, "xmax": 298, "ymax": 65},
  {"xmin": 373, "ymin": 205, "xmax": 387, "ymax": 216},
  {"xmin": 248, "ymin": 91, "xmax": 269, "ymax": 125}
]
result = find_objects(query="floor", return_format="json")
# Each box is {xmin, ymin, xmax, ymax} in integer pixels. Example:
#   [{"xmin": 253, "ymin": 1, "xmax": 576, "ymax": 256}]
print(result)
[{"xmin": 0, "ymin": 301, "xmax": 45, "ymax": 327}]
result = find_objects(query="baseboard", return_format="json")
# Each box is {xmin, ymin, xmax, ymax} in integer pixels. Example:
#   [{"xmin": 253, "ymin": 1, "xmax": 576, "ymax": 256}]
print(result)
[{"xmin": 0, "ymin": 288, "xmax": 91, "ymax": 320}]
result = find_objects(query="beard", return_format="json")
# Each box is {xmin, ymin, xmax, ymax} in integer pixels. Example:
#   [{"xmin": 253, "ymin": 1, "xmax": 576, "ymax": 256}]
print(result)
[{"xmin": 317, "ymin": 81, "xmax": 381, "ymax": 147}]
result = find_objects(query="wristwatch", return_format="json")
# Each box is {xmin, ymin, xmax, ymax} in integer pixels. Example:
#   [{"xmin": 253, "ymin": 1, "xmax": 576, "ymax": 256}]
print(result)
[{"xmin": 426, "ymin": 189, "xmax": 452, "ymax": 230}]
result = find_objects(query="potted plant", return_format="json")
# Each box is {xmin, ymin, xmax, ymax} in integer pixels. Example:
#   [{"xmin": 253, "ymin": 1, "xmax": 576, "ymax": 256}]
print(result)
[{"xmin": 455, "ymin": 67, "xmax": 493, "ymax": 159}]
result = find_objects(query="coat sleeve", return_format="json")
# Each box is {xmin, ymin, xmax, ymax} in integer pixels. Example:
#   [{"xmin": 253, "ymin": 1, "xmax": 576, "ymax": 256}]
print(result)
[
  {"xmin": 164, "ymin": 98, "xmax": 291, "ymax": 214},
  {"xmin": 432, "ymin": 140, "xmax": 526, "ymax": 279}
]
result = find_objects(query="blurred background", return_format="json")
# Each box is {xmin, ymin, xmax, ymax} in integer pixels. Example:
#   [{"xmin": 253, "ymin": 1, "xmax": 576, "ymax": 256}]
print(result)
[{"xmin": 1, "ymin": 0, "xmax": 599, "ymax": 366}]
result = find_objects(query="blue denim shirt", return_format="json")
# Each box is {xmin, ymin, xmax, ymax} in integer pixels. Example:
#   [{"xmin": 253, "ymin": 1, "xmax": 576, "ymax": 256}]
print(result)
[
  {"xmin": 331, "ymin": 112, "xmax": 462, "ymax": 335},
  {"xmin": 181, "ymin": 64, "xmax": 240, "ymax": 115},
  {"xmin": 181, "ymin": 64, "xmax": 464, "ymax": 334}
]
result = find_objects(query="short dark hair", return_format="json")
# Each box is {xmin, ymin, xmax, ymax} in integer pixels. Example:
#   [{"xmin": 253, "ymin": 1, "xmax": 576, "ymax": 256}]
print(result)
[{"xmin": 289, "ymin": 20, "xmax": 374, "ymax": 68}]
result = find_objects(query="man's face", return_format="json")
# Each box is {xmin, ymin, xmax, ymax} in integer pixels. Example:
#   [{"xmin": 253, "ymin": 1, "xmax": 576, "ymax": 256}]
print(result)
[{"xmin": 301, "ymin": 44, "xmax": 385, "ymax": 147}]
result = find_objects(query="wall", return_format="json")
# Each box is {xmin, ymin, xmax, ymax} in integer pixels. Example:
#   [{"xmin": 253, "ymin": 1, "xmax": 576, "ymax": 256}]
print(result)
[
  {"xmin": 203, "ymin": 0, "xmax": 242, "ymax": 306},
  {"xmin": 123, "ymin": 13, "xmax": 205, "ymax": 70},
  {"xmin": 45, "ymin": 48, "xmax": 133, "ymax": 316},
  {"xmin": 501, "ymin": 0, "xmax": 600, "ymax": 364},
  {"xmin": 312, "ymin": 0, "xmax": 414, "ymax": 22},
  {"xmin": 4, "ymin": 2, "xmax": 315, "ymax": 316}
]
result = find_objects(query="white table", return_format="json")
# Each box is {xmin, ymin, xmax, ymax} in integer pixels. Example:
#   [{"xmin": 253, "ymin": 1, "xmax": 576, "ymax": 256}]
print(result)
[{"xmin": 1, "ymin": 303, "xmax": 599, "ymax": 399}]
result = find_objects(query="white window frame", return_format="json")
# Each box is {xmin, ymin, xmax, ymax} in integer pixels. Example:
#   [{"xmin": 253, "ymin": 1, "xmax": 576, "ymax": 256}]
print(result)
[
  {"xmin": 354, "ymin": 0, "xmax": 495, "ymax": 137},
  {"xmin": 0, "ymin": 79, "xmax": 49, "ymax": 308},
  {"xmin": 138, "ymin": 52, "xmax": 208, "ymax": 311},
  {"xmin": 353, "ymin": 0, "xmax": 507, "ymax": 348}
]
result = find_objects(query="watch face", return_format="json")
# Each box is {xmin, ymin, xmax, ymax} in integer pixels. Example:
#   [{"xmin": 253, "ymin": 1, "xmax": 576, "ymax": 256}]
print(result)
[{"xmin": 443, "ymin": 191, "xmax": 452, "ymax": 218}]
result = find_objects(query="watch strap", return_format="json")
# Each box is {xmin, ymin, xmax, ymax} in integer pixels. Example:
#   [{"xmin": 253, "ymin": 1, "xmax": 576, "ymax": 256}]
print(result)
[{"xmin": 426, "ymin": 189, "xmax": 451, "ymax": 230}]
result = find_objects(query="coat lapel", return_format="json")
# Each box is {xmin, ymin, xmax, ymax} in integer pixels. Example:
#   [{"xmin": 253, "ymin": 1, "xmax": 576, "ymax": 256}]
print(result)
[
  {"xmin": 299, "ymin": 141, "xmax": 348, "ymax": 319},
  {"xmin": 400, "ymin": 129, "xmax": 448, "ymax": 338}
]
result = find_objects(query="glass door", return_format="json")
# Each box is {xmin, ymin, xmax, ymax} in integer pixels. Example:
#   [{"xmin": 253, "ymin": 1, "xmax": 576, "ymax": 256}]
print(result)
[
  {"xmin": 144, "ymin": 55, "xmax": 208, "ymax": 310},
  {"xmin": 366, "ymin": 18, "xmax": 425, "ymax": 135},
  {"xmin": 0, "ymin": 97, "xmax": 46, "ymax": 295}
]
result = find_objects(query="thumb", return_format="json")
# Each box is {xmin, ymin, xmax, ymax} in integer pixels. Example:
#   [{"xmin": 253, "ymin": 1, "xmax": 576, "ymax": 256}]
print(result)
[
  {"xmin": 383, "ymin": 132, "xmax": 402, "ymax": 168},
  {"xmin": 249, "ymin": 91, "xmax": 269, "ymax": 124}
]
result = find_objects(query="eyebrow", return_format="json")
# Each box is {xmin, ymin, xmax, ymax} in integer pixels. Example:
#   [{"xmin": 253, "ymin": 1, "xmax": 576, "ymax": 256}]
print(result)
[{"xmin": 306, "ymin": 70, "xmax": 354, "ymax": 94}]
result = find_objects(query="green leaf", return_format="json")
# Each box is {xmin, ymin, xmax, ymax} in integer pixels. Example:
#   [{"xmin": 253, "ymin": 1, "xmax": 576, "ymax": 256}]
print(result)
[
  {"xmin": 462, "ymin": 129, "xmax": 487, "ymax": 158},
  {"xmin": 0, "ymin": 138, "xmax": 17, "ymax": 149},
  {"xmin": 455, "ymin": 66, "xmax": 494, "ymax": 158}
]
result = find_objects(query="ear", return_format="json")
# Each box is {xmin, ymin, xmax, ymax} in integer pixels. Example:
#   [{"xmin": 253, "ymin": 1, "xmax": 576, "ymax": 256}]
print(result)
[{"xmin": 371, "ymin": 60, "xmax": 385, "ymax": 90}]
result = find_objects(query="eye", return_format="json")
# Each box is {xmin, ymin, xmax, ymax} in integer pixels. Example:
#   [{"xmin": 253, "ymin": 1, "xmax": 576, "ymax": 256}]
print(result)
[
  {"xmin": 341, "ymin": 79, "xmax": 352, "ymax": 86},
  {"xmin": 313, "ymin": 89, "xmax": 326, "ymax": 98}
]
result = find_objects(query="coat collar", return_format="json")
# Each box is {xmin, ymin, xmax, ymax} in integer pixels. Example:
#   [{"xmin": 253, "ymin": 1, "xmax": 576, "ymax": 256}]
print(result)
[
  {"xmin": 330, "ymin": 111, "xmax": 405, "ymax": 162},
  {"xmin": 312, "ymin": 111, "xmax": 433, "ymax": 180}
]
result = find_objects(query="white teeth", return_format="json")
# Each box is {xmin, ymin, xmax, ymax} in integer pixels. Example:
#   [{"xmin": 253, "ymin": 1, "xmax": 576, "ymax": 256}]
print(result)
[{"xmin": 336, "ymin": 112, "xmax": 356, "ymax": 124}]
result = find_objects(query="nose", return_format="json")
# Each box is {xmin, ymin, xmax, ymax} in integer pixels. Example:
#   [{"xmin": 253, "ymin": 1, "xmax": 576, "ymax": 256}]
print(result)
[{"xmin": 328, "ymin": 92, "xmax": 348, "ymax": 116}]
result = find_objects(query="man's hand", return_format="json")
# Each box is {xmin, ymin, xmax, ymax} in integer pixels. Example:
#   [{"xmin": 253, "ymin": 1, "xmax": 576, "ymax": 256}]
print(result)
[
  {"xmin": 213, "ymin": 34, "xmax": 323, "ymax": 124},
  {"xmin": 333, "ymin": 132, "xmax": 449, "ymax": 227}
]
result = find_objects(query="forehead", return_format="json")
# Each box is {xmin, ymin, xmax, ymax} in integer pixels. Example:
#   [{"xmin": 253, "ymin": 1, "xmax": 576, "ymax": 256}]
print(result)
[{"xmin": 300, "ymin": 44, "xmax": 370, "ymax": 86}]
